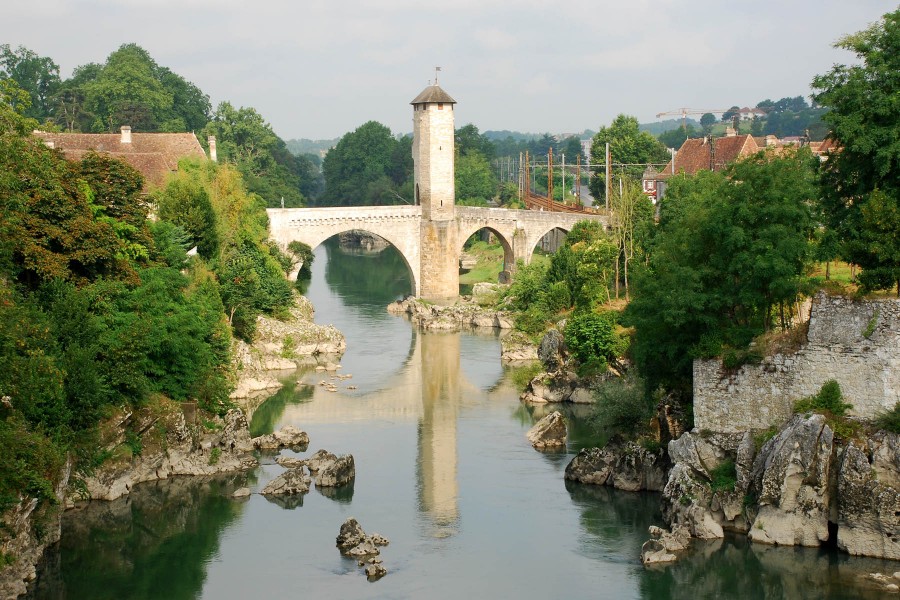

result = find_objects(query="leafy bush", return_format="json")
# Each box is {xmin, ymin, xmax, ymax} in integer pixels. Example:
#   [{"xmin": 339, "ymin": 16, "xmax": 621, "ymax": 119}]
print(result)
[
  {"xmin": 794, "ymin": 379, "xmax": 852, "ymax": 416},
  {"xmin": 875, "ymin": 402, "xmax": 900, "ymax": 434},
  {"xmin": 564, "ymin": 311, "xmax": 628, "ymax": 371},
  {"xmin": 590, "ymin": 375, "xmax": 653, "ymax": 442},
  {"xmin": 287, "ymin": 240, "xmax": 315, "ymax": 278},
  {"xmin": 708, "ymin": 459, "xmax": 737, "ymax": 492},
  {"xmin": 543, "ymin": 281, "xmax": 571, "ymax": 314}
]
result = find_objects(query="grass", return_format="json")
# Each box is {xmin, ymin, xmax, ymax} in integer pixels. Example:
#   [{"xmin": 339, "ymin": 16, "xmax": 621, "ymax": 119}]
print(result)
[
  {"xmin": 458, "ymin": 239, "xmax": 551, "ymax": 286},
  {"xmin": 875, "ymin": 403, "xmax": 900, "ymax": 434},
  {"xmin": 708, "ymin": 459, "xmax": 737, "ymax": 492}
]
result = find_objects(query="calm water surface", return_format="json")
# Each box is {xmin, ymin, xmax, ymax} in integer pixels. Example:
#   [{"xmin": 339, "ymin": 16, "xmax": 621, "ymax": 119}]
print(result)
[{"xmin": 31, "ymin": 240, "xmax": 896, "ymax": 599}]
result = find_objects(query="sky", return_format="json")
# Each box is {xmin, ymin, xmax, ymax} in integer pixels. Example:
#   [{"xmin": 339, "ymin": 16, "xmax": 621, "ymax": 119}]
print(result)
[{"xmin": 3, "ymin": 1, "xmax": 894, "ymax": 140}]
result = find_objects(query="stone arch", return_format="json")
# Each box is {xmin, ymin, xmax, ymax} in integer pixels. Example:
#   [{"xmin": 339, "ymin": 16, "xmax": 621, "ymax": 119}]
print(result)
[
  {"xmin": 524, "ymin": 226, "xmax": 570, "ymax": 264},
  {"xmin": 296, "ymin": 227, "xmax": 418, "ymax": 296},
  {"xmin": 267, "ymin": 207, "xmax": 423, "ymax": 295},
  {"xmin": 456, "ymin": 224, "xmax": 516, "ymax": 274}
]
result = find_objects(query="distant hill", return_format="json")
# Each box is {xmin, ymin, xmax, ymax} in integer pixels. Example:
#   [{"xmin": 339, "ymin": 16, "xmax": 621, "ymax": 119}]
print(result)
[
  {"xmin": 285, "ymin": 138, "xmax": 339, "ymax": 157},
  {"xmin": 639, "ymin": 118, "xmax": 700, "ymax": 136}
]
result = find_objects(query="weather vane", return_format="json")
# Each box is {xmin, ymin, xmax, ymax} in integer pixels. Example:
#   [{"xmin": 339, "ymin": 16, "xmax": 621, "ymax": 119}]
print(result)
[{"xmin": 435, "ymin": 66, "xmax": 441, "ymax": 85}]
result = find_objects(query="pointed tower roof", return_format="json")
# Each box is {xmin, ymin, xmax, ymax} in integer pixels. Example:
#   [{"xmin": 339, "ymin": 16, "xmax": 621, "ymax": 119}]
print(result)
[{"xmin": 410, "ymin": 83, "xmax": 456, "ymax": 105}]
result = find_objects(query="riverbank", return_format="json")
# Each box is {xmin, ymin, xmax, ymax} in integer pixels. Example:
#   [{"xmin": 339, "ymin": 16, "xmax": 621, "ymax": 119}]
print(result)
[
  {"xmin": 0, "ymin": 290, "xmax": 346, "ymax": 599},
  {"xmin": 561, "ymin": 293, "xmax": 900, "ymax": 571}
]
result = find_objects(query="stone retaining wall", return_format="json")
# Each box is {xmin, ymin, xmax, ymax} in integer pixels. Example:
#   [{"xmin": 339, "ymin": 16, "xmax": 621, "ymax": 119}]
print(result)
[{"xmin": 694, "ymin": 293, "xmax": 900, "ymax": 433}]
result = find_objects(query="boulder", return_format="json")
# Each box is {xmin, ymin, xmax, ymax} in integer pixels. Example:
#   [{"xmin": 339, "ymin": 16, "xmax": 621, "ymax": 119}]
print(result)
[
  {"xmin": 336, "ymin": 518, "xmax": 368, "ymax": 551},
  {"xmin": 253, "ymin": 425, "xmax": 310, "ymax": 451},
  {"xmin": 640, "ymin": 525, "xmax": 691, "ymax": 564},
  {"xmin": 232, "ymin": 487, "xmax": 251, "ymax": 498},
  {"xmin": 526, "ymin": 411, "xmax": 567, "ymax": 449},
  {"xmin": 538, "ymin": 329, "xmax": 567, "ymax": 371},
  {"xmin": 365, "ymin": 563, "xmax": 387, "ymax": 580},
  {"xmin": 317, "ymin": 454, "xmax": 356, "ymax": 487},
  {"xmin": 836, "ymin": 442, "xmax": 900, "ymax": 560},
  {"xmin": 222, "ymin": 409, "xmax": 254, "ymax": 453},
  {"xmin": 275, "ymin": 456, "xmax": 306, "ymax": 469},
  {"xmin": 748, "ymin": 414, "xmax": 833, "ymax": 547},
  {"xmin": 261, "ymin": 467, "xmax": 311, "ymax": 496},
  {"xmin": 668, "ymin": 432, "xmax": 728, "ymax": 480},
  {"xmin": 500, "ymin": 331, "xmax": 538, "ymax": 362},
  {"xmin": 346, "ymin": 539, "xmax": 380, "ymax": 557},
  {"xmin": 565, "ymin": 443, "xmax": 667, "ymax": 492},
  {"xmin": 306, "ymin": 449, "xmax": 338, "ymax": 473}
]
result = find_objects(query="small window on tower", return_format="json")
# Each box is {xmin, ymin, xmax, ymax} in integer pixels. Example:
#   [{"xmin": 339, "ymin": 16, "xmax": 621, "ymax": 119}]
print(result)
[{"xmin": 438, "ymin": 103, "xmax": 444, "ymax": 110}]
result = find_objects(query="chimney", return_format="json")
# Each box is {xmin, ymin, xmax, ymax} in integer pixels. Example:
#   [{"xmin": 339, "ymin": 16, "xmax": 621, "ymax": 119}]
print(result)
[
  {"xmin": 725, "ymin": 126, "xmax": 736, "ymax": 137},
  {"xmin": 120, "ymin": 126, "xmax": 132, "ymax": 144},
  {"xmin": 208, "ymin": 135, "xmax": 217, "ymax": 162}
]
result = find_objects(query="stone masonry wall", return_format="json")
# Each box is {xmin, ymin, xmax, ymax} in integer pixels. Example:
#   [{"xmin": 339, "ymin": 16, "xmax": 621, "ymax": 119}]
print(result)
[{"xmin": 694, "ymin": 293, "xmax": 900, "ymax": 433}]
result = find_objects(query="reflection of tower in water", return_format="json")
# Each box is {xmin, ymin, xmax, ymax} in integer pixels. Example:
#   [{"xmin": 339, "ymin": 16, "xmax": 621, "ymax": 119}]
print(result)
[{"xmin": 417, "ymin": 331, "xmax": 460, "ymax": 538}]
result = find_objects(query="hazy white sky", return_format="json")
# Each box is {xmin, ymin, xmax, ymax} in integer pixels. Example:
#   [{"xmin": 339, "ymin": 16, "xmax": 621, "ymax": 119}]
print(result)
[{"xmin": 3, "ymin": 1, "xmax": 892, "ymax": 140}]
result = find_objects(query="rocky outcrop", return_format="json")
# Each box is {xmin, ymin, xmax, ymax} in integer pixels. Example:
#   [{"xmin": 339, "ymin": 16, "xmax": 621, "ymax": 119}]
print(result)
[
  {"xmin": 565, "ymin": 443, "xmax": 668, "ymax": 492},
  {"xmin": 252, "ymin": 425, "xmax": 310, "ymax": 451},
  {"xmin": 261, "ymin": 467, "xmax": 311, "ymax": 496},
  {"xmin": 231, "ymin": 292, "xmax": 346, "ymax": 401},
  {"xmin": 0, "ymin": 460, "xmax": 70, "ymax": 600},
  {"xmin": 316, "ymin": 455, "xmax": 356, "ymax": 488},
  {"xmin": 81, "ymin": 407, "xmax": 258, "ymax": 502},
  {"xmin": 336, "ymin": 518, "xmax": 390, "ymax": 580},
  {"xmin": 305, "ymin": 449, "xmax": 338, "ymax": 473},
  {"xmin": 640, "ymin": 525, "xmax": 691, "ymax": 564},
  {"xmin": 538, "ymin": 329, "xmax": 567, "ymax": 371},
  {"xmin": 747, "ymin": 414, "xmax": 833, "ymax": 547},
  {"xmin": 386, "ymin": 297, "xmax": 513, "ymax": 331},
  {"xmin": 527, "ymin": 411, "xmax": 567, "ymax": 449},
  {"xmin": 660, "ymin": 415, "xmax": 900, "ymax": 561},
  {"xmin": 837, "ymin": 434, "xmax": 900, "ymax": 560},
  {"xmin": 499, "ymin": 330, "xmax": 539, "ymax": 362}
]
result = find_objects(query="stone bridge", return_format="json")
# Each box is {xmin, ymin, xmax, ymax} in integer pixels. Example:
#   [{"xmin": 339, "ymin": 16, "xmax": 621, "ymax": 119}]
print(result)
[
  {"xmin": 267, "ymin": 205, "xmax": 604, "ymax": 298},
  {"xmin": 267, "ymin": 80, "xmax": 606, "ymax": 299}
]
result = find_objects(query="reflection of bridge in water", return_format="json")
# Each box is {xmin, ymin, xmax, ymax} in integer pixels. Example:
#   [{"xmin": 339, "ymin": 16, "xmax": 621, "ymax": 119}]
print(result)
[{"xmin": 281, "ymin": 329, "xmax": 511, "ymax": 537}]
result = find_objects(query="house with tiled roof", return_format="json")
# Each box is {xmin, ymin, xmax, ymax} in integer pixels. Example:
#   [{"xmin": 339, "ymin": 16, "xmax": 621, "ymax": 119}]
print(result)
[
  {"xmin": 644, "ymin": 132, "xmax": 759, "ymax": 202},
  {"xmin": 33, "ymin": 126, "xmax": 210, "ymax": 190}
]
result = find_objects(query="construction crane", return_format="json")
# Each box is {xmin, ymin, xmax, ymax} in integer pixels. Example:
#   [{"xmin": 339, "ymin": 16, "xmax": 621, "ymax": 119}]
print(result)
[{"xmin": 655, "ymin": 108, "xmax": 731, "ymax": 129}]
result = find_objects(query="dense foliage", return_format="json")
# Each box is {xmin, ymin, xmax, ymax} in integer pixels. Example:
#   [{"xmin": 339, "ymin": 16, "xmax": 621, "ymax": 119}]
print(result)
[
  {"xmin": 813, "ymin": 8, "xmax": 900, "ymax": 295},
  {"xmin": 0, "ymin": 85, "xmax": 294, "ymax": 514},
  {"xmin": 626, "ymin": 148, "xmax": 818, "ymax": 392}
]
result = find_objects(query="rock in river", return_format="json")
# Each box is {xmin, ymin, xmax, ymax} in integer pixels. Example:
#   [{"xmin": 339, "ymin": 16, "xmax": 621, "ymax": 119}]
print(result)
[
  {"xmin": 317, "ymin": 454, "xmax": 356, "ymax": 487},
  {"xmin": 526, "ymin": 411, "xmax": 567, "ymax": 449}
]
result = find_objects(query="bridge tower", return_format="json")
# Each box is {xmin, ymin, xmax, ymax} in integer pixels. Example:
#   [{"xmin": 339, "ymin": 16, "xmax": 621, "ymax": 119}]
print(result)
[{"xmin": 412, "ymin": 81, "xmax": 459, "ymax": 299}]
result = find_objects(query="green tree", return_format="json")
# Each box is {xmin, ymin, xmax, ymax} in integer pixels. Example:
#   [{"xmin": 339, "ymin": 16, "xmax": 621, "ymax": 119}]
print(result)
[
  {"xmin": 82, "ymin": 44, "xmax": 173, "ymax": 132},
  {"xmin": 0, "ymin": 44, "xmax": 60, "ymax": 122},
  {"xmin": 812, "ymin": 8, "xmax": 900, "ymax": 295},
  {"xmin": 321, "ymin": 121, "xmax": 408, "ymax": 206},
  {"xmin": 455, "ymin": 151, "xmax": 496, "ymax": 205},
  {"xmin": 657, "ymin": 125, "xmax": 697, "ymax": 151},
  {"xmin": 700, "ymin": 112, "xmax": 717, "ymax": 132},
  {"xmin": 627, "ymin": 149, "xmax": 818, "ymax": 392},
  {"xmin": 202, "ymin": 101, "xmax": 305, "ymax": 207},
  {"xmin": 456, "ymin": 124, "xmax": 496, "ymax": 160},
  {"xmin": 589, "ymin": 115, "xmax": 669, "ymax": 202}
]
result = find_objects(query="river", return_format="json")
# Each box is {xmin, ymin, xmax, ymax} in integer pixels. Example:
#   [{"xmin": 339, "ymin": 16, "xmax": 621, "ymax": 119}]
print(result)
[{"xmin": 29, "ymin": 239, "xmax": 895, "ymax": 599}]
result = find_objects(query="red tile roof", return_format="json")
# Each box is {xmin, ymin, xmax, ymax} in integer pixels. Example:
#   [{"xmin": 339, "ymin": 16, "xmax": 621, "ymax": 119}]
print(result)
[
  {"xmin": 33, "ymin": 130, "xmax": 207, "ymax": 189},
  {"xmin": 656, "ymin": 134, "xmax": 759, "ymax": 179}
]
